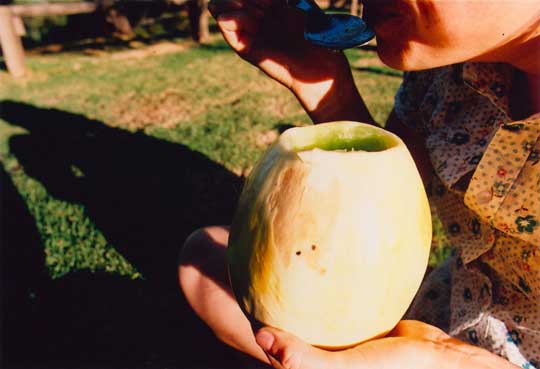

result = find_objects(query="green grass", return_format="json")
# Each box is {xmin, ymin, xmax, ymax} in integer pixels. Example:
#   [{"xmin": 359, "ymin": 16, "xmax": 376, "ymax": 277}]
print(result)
[{"xmin": 0, "ymin": 34, "xmax": 449, "ymax": 281}]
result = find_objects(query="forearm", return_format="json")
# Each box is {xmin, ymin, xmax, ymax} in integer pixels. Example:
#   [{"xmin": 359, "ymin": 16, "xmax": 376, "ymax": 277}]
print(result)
[
  {"xmin": 343, "ymin": 337, "xmax": 519, "ymax": 369},
  {"xmin": 437, "ymin": 338, "xmax": 520, "ymax": 369},
  {"xmin": 291, "ymin": 64, "xmax": 376, "ymax": 125}
]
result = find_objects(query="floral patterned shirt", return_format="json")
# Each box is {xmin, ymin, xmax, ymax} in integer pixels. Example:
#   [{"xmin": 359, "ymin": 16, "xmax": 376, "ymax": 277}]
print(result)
[{"xmin": 395, "ymin": 62, "xmax": 540, "ymax": 368}]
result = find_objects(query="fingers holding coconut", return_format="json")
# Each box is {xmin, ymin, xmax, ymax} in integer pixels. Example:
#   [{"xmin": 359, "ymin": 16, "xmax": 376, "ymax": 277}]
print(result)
[{"xmin": 255, "ymin": 327, "xmax": 335, "ymax": 369}]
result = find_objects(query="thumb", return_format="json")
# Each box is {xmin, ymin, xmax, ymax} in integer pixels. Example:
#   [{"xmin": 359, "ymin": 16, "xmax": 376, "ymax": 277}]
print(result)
[
  {"xmin": 255, "ymin": 327, "xmax": 333, "ymax": 369},
  {"xmin": 216, "ymin": 12, "xmax": 257, "ymax": 56}
]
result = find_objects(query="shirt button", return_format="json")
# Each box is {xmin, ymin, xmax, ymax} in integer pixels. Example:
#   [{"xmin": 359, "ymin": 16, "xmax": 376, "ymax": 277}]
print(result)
[{"xmin": 477, "ymin": 190, "xmax": 492, "ymax": 204}]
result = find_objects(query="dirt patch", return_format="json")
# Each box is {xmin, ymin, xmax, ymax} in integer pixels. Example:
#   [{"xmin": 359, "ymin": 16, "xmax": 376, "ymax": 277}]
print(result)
[
  {"xmin": 109, "ymin": 89, "xmax": 191, "ymax": 129},
  {"xmin": 28, "ymin": 39, "xmax": 188, "ymax": 60},
  {"xmin": 110, "ymin": 41, "xmax": 187, "ymax": 60}
]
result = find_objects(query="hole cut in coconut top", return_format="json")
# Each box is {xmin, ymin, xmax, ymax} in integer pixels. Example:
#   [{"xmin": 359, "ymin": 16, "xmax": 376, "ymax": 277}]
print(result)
[{"xmin": 281, "ymin": 122, "xmax": 399, "ymax": 153}]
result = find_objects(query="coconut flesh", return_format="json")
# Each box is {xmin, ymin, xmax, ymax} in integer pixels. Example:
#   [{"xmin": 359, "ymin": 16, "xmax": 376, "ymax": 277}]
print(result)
[{"xmin": 227, "ymin": 121, "xmax": 432, "ymax": 349}]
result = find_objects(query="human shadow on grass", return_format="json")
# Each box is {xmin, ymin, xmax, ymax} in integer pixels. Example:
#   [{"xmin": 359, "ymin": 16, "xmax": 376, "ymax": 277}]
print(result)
[
  {"xmin": 0, "ymin": 100, "xmax": 262, "ymax": 368},
  {"xmin": 1, "ymin": 165, "xmax": 50, "ymax": 368}
]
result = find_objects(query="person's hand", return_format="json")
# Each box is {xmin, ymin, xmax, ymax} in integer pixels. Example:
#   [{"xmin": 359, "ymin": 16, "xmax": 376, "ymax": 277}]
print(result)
[
  {"xmin": 254, "ymin": 320, "xmax": 519, "ymax": 369},
  {"xmin": 178, "ymin": 228, "xmax": 515, "ymax": 369},
  {"xmin": 208, "ymin": 0, "xmax": 349, "ymax": 90},
  {"xmin": 208, "ymin": 0, "xmax": 362, "ymax": 119}
]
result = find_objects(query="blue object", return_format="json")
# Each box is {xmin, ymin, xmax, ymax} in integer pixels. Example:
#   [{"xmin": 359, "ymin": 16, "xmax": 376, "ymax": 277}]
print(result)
[{"xmin": 289, "ymin": 0, "xmax": 375, "ymax": 49}]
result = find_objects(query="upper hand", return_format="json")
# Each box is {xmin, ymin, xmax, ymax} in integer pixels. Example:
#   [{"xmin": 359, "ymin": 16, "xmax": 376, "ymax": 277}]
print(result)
[
  {"xmin": 254, "ymin": 320, "xmax": 519, "ymax": 369},
  {"xmin": 208, "ymin": 0, "xmax": 353, "ymax": 105}
]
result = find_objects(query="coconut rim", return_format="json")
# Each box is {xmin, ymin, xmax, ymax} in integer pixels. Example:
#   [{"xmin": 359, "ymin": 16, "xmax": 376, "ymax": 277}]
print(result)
[{"xmin": 278, "ymin": 121, "xmax": 402, "ymax": 157}]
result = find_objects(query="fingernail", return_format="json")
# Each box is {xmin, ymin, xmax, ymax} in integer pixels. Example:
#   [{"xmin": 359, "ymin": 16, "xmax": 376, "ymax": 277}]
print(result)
[{"xmin": 256, "ymin": 330, "xmax": 274, "ymax": 351}]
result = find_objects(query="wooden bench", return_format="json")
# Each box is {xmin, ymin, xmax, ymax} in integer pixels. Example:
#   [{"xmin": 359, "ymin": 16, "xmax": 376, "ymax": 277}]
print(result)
[
  {"xmin": 0, "ymin": 2, "xmax": 99, "ymax": 77},
  {"xmin": 0, "ymin": 0, "xmax": 209, "ymax": 78}
]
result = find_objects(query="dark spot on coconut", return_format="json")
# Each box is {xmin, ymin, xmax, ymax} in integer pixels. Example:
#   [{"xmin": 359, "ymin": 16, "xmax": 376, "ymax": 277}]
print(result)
[
  {"xmin": 296, "ymin": 251, "xmax": 302, "ymax": 256},
  {"xmin": 311, "ymin": 245, "xmax": 317, "ymax": 251}
]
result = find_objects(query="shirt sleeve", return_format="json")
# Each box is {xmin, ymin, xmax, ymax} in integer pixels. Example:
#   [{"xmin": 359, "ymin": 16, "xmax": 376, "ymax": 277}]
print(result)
[{"xmin": 464, "ymin": 114, "xmax": 540, "ymax": 245}]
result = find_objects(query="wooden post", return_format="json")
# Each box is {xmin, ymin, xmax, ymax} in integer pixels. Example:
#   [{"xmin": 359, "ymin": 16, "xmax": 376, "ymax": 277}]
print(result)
[
  {"xmin": 198, "ymin": 0, "xmax": 209, "ymax": 43},
  {"xmin": 0, "ymin": 7, "xmax": 26, "ymax": 78},
  {"xmin": 12, "ymin": 15, "xmax": 25, "ymax": 36},
  {"xmin": 105, "ymin": 8, "xmax": 134, "ymax": 37},
  {"xmin": 188, "ymin": 0, "xmax": 209, "ymax": 43},
  {"xmin": 350, "ymin": 0, "xmax": 358, "ymax": 16}
]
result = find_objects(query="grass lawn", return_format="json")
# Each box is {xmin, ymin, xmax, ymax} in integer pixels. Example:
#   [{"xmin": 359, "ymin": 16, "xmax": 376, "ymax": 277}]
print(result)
[{"xmin": 1, "ymin": 28, "xmax": 449, "ymax": 367}]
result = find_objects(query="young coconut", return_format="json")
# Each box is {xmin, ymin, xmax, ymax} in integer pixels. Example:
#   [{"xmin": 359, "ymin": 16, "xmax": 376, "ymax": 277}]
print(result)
[{"xmin": 228, "ymin": 121, "xmax": 432, "ymax": 349}]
